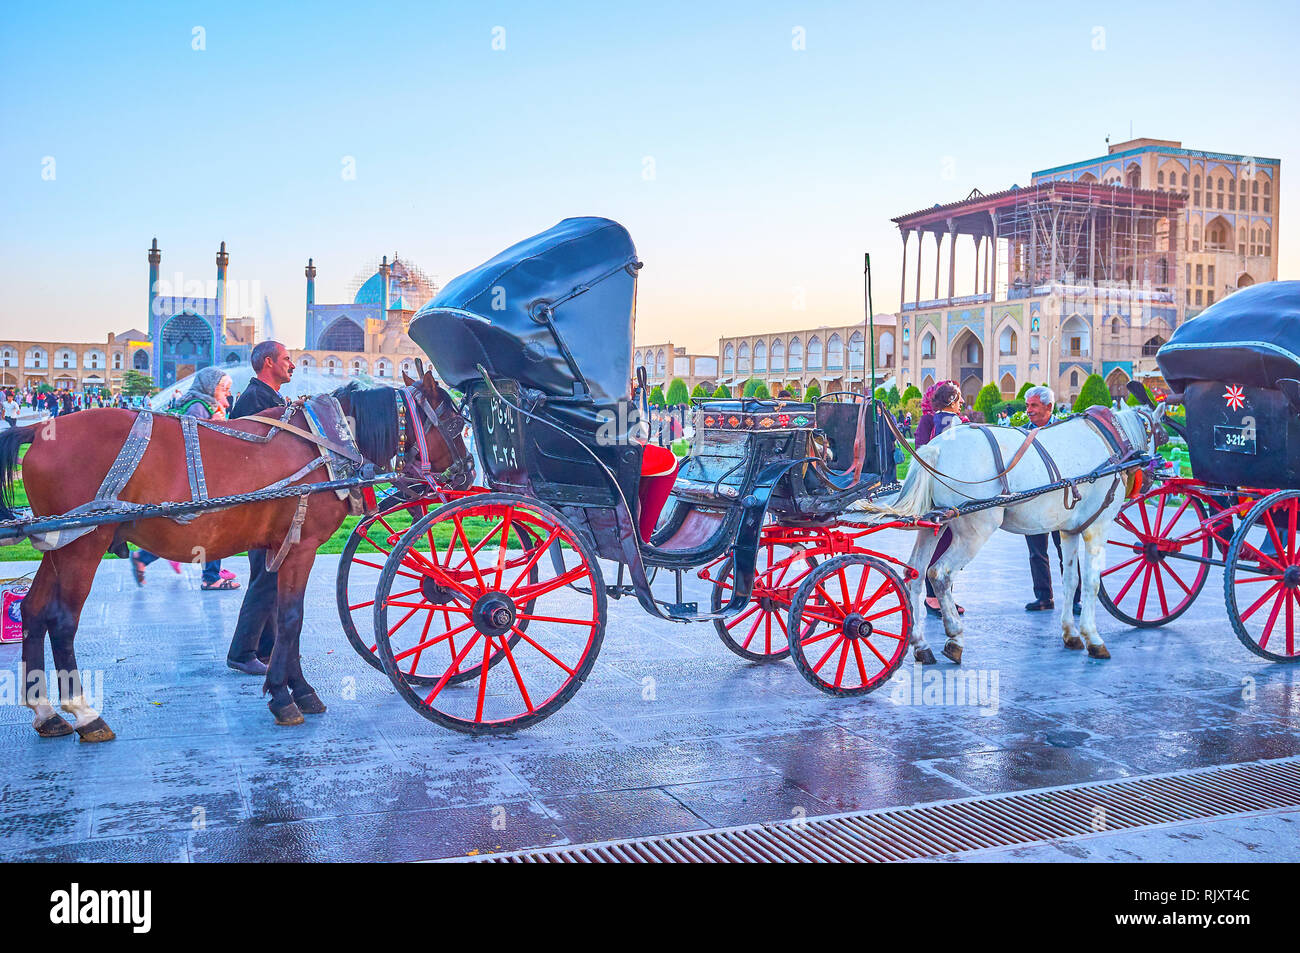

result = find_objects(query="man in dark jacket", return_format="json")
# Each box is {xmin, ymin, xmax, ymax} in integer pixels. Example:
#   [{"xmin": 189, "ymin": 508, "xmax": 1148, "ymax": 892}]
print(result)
[{"xmin": 226, "ymin": 341, "xmax": 296, "ymax": 674}]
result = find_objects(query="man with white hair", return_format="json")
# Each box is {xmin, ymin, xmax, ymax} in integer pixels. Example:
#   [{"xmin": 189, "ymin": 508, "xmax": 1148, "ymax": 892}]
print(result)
[{"xmin": 1023, "ymin": 385, "xmax": 1081, "ymax": 614}]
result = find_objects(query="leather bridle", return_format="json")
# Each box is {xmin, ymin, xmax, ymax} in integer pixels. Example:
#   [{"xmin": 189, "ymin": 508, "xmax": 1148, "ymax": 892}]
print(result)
[{"xmin": 393, "ymin": 383, "xmax": 476, "ymax": 491}]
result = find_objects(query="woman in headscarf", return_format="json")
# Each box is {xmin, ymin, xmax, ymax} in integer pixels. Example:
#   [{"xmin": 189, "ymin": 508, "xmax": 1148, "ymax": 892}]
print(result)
[
  {"xmin": 130, "ymin": 368, "xmax": 240, "ymax": 589},
  {"xmin": 914, "ymin": 381, "xmax": 967, "ymax": 617}
]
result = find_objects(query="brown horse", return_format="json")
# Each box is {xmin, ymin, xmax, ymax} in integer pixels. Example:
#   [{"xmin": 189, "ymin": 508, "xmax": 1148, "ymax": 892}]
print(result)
[{"xmin": 0, "ymin": 371, "xmax": 470, "ymax": 741}]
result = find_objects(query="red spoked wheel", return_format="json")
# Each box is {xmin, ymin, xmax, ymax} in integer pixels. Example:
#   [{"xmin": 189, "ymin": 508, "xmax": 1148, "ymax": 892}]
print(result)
[
  {"xmin": 373, "ymin": 493, "xmax": 606, "ymax": 733},
  {"xmin": 1098, "ymin": 483, "xmax": 1212, "ymax": 627},
  {"xmin": 337, "ymin": 490, "xmax": 538, "ymax": 685},
  {"xmin": 337, "ymin": 492, "xmax": 431, "ymax": 673},
  {"xmin": 709, "ymin": 534, "xmax": 824, "ymax": 661},
  {"xmin": 1225, "ymin": 490, "xmax": 1300, "ymax": 662},
  {"xmin": 787, "ymin": 554, "xmax": 912, "ymax": 696}
]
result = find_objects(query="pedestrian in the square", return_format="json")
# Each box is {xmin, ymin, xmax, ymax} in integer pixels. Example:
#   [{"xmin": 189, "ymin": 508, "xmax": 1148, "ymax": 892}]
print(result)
[{"xmin": 1023, "ymin": 385, "xmax": 1081, "ymax": 614}]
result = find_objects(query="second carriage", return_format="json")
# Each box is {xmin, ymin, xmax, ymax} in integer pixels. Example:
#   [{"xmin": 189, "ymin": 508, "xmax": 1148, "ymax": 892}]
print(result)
[{"xmin": 1097, "ymin": 280, "xmax": 1300, "ymax": 662}]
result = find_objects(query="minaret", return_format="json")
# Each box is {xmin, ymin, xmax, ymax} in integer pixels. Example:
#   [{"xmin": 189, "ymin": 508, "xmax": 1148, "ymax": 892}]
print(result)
[
  {"xmin": 379, "ymin": 255, "xmax": 391, "ymax": 313},
  {"xmin": 215, "ymin": 241, "xmax": 229, "ymax": 332},
  {"xmin": 147, "ymin": 237, "xmax": 161, "ymax": 328}
]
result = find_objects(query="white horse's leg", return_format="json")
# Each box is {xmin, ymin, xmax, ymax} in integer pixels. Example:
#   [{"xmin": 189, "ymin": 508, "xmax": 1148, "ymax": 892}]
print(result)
[
  {"xmin": 1058, "ymin": 531, "xmax": 1085, "ymax": 651},
  {"xmin": 929, "ymin": 511, "xmax": 1001, "ymax": 664},
  {"xmin": 1078, "ymin": 521, "xmax": 1110, "ymax": 659},
  {"xmin": 906, "ymin": 530, "xmax": 941, "ymax": 665}
]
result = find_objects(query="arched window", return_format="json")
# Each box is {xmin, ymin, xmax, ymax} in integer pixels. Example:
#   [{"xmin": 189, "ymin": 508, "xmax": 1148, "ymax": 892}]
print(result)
[
  {"xmin": 723, "ymin": 344, "xmax": 735, "ymax": 375},
  {"xmin": 55, "ymin": 348, "xmax": 75, "ymax": 369},
  {"xmin": 1142, "ymin": 335, "xmax": 1166, "ymax": 356},
  {"xmin": 737, "ymin": 342, "xmax": 750, "ymax": 373},
  {"xmin": 325, "ymin": 356, "xmax": 341, "ymax": 375},
  {"xmin": 1193, "ymin": 174, "xmax": 1202, "ymax": 205},
  {"xmin": 1111, "ymin": 317, "xmax": 1121, "ymax": 335},
  {"xmin": 350, "ymin": 357, "xmax": 367, "ymax": 375},
  {"xmin": 964, "ymin": 337, "xmax": 981, "ymax": 365},
  {"xmin": 1070, "ymin": 370, "xmax": 1079, "ymax": 387},
  {"xmin": 1157, "ymin": 171, "xmax": 1164, "ymax": 186},
  {"xmin": 1, "ymin": 347, "xmax": 15, "ymax": 368},
  {"xmin": 1061, "ymin": 314, "xmax": 1090, "ymax": 357},
  {"xmin": 920, "ymin": 332, "xmax": 936, "ymax": 360},
  {"xmin": 826, "ymin": 334, "xmax": 843, "ymax": 369},
  {"xmin": 848, "ymin": 331, "xmax": 865, "ymax": 368},
  {"xmin": 770, "ymin": 339, "xmax": 784, "ymax": 372},
  {"xmin": 753, "ymin": 340, "xmax": 766, "ymax": 372},
  {"xmin": 655, "ymin": 348, "xmax": 667, "ymax": 377},
  {"xmin": 399, "ymin": 358, "xmax": 415, "ymax": 378},
  {"xmin": 999, "ymin": 373, "xmax": 1016, "ymax": 397},
  {"xmin": 1206, "ymin": 218, "xmax": 1231, "ymax": 251},
  {"xmin": 374, "ymin": 358, "xmax": 391, "ymax": 378},
  {"xmin": 1030, "ymin": 316, "xmax": 1040, "ymax": 332},
  {"xmin": 298, "ymin": 355, "xmax": 314, "ymax": 369},
  {"xmin": 112, "ymin": 352, "xmax": 123, "ymax": 370},
  {"xmin": 132, "ymin": 349, "xmax": 149, "ymax": 370},
  {"xmin": 877, "ymin": 331, "xmax": 894, "ymax": 368},
  {"xmin": 806, "ymin": 335, "xmax": 822, "ymax": 370},
  {"xmin": 998, "ymin": 326, "xmax": 1017, "ymax": 355},
  {"xmin": 1264, "ymin": 179, "xmax": 1272, "ymax": 213},
  {"xmin": 788, "ymin": 338, "xmax": 803, "ymax": 371},
  {"xmin": 83, "ymin": 350, "xmax": 105, "ymax": 369},
  {"xmin": 633, "ymin": 350, "xmax": 643, "ymax": 369}
]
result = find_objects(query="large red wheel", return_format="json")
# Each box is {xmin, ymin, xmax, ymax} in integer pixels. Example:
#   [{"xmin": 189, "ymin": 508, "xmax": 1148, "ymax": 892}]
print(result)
[
  {"xmin": 1225, "ymin": 490, "xmax": 1300, "ymax": 662},
  {"xmin": 1098, "ymin": 483, "xmax": 1212, "ymax": 628},
  {"xmin": 787, "ymin": 554, "xmax": 911, "ymax": 696},
  {"xmin": 709, "ymin": 533, "xmax": 824, "ymax": 662},
  {"xmin": 373, "ymin": 494, "xmax": 606, "ymax": 734},
  {"xmin": 336, "ymin": 492, "xmax": 432, "ymax": 673}
]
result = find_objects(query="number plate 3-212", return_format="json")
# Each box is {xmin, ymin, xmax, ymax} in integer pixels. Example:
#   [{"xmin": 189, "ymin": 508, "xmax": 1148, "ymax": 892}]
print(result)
[{"xmin": 1213, "ymin": 424, "xmax": 1255, "ymax": 455}]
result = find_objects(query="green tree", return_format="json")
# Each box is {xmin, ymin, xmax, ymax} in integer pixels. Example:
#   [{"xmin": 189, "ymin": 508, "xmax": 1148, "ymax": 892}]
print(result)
[
  {"xmin": 742, "ymin": 378, "xmax": 762, "ymax": 398},
  {"xmin": 665, "ymin": 378, "xmax": 689, "ymax": 405},
  {"xmin": 648, "ymin": 385, "xmax": 666, "ymax": 407},
  {"xmin": 690, "ymin": 383, "xmax": 709, "ymax": 400},
  {"xmin": 1072, "ymin": 373, "xmax": 1112, "ymax": 412},
  {"xmin": 901, "ymin": 384, "xmax": 921, "ymax": 404},
  {"xmin": 121, "ymin": 370, "xmax": 157, "ymax": 397},
  {"xmin": 1016, "ymin": 381, "xmax": 1034, "ymax": 399},
  {"xmin": 712, "ymin": 384, "xmax": 731, "ymax": 399},
  {"xmin": 973, "ymin": 382, "xmax": 1001, "ymax": 414},
  {"xmin": 874, "ymin": 387, "xmax": 888, "ymax": 404},
  {"xmin": 752, "ymin": 382, "xmax": 771, "ymax": 400},
  {"xmin": 887, "ymin": 384, "xmax": 901, "ymax": 407},
  {"xmin": 804, "ymin": 381, "xmax": 821, "ymax": 401}
]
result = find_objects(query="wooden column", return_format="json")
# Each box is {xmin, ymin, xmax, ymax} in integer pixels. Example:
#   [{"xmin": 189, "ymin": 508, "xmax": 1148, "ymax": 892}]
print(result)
[
  {"xmin": 899, "ymin": 229, "xmax": 910, "ymax": 312},
  {"xmin": 947, "ymin": 220, "xmax": 958, "ymax": 301},
  {"xmin": 934, "ymin": 230, "xmax": 942, "ymax": 301},
  {"xmin": 972, "ymin": 234, "xmax": 983, "ymax": 296}
]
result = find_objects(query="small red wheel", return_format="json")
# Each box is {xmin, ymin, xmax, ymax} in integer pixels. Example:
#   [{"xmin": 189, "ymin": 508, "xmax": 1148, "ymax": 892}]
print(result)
[
  {"xmin": 710, "ymin": 534, "xmax": 823, "ymax": 662},
  {"xmin": 1098, "ymin": 483, "xmax": 1212, "ymax": 627},
  {"xmin": 373, "ymin": 493, "xmax": 606, "ymax": 733},
  {"xmin": 1225, "ymin": 490, "xmax": 1300, "ymax": 662},
  {"xmin": 787, "ymin": 554, "xmax": 911, "ymax": 696}
]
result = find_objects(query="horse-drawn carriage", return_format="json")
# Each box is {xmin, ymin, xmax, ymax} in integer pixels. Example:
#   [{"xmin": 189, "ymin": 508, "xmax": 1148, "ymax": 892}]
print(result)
[
  {"xmin": 1098, "ymin": 280, "xmax": 1300, "ymax": 662},
  {"xmin": 339, "ymin": 217, "xmax": 1167, "ymax": 733}
]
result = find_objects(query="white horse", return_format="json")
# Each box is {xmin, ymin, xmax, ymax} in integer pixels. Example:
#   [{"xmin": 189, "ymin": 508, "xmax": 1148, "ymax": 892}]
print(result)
[{"xmin": 874, "ymin": 404, "xmax": 1165, "ymax": 664}]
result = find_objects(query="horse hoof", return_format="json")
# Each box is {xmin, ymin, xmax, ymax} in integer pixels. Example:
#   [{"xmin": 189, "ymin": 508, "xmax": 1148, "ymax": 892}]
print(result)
[
  {"xmin": 1087, "ymin": 644, "xmax": 1111, "ymax": 660},
  {"xmin": 293, "ymin": 691, "xmax": 327, "ymax": 715},
  {"xmin": 34, "ymin": 713, "xmax": 75, "ymax": 738},
  {"xmin": 75, "ymin": 717, "xmax": 116, "ymax": 743},
  {"xmin": 1063, "ymin": 635, "xmax": 1085, "ymax": 651},
  {"xmin": 270, "ymin": 700, "xmax": 305, "ymax": 726},
  {"xmin": 914, "ymin": 647, "xmax": 937, "ymax": 665},
  {"xmin": 942, "ymin": 641, "xmax": 963, "ymax": 665}
]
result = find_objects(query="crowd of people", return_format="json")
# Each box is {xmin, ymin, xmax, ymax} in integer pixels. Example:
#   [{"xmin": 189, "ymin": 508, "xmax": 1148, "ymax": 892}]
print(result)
[{"xmin": 1, "ymin": 386, "xmax": 151, "ymax": 426}]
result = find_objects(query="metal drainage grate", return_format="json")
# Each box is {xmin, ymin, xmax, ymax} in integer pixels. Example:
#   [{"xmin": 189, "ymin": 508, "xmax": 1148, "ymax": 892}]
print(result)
[{"xmin": 450, "ymin": 757, "xmax": 1300, "ymax": 863}]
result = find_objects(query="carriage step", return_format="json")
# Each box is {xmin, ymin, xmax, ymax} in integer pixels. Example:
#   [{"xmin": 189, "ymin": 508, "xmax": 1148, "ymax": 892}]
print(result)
[{"xmin": 444, "ymin": 756, "xmax": 1300, "ymax": 862}]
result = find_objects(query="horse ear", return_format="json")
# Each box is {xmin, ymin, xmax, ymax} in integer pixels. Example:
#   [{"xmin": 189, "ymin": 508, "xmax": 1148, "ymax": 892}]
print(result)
[{"xmin": 401, "ymin": 368, "xmax": 416, "ymax": 387}]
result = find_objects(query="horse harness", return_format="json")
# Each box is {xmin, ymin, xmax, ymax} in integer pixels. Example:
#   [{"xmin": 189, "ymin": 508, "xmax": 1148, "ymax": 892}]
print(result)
[
  {"xmin": 884, "ymin": 406, "xmax": 1145, "ymax": 533},
  {"xmin": 69, "ymin": 388, "xmax": 456, "ymax": 568}
]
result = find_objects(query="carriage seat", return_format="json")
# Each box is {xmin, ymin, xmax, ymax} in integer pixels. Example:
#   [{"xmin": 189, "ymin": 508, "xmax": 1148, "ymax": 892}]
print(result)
[{"xmin": 637, "ymin": 441, "xmax": 679, "ymax": 542}]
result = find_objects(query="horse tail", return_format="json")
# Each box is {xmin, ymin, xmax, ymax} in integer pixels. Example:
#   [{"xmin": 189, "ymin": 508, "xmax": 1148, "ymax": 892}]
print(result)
[
  {"xmin": 885, "ymin": 442, "xmax": 940, "ymax": 517},
  {"xmin": 0, "ymin": 425, "xmax": 35, "ymax": 519}
]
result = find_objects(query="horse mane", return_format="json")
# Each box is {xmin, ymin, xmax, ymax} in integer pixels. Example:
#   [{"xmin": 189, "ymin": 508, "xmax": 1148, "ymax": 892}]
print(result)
[{"xmin": 333, "ymin": 383, "xmax": 398, "ymax": 465}]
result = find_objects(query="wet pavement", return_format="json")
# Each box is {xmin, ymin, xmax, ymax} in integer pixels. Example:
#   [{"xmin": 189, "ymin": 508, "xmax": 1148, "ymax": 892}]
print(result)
[{"xmin": 1, "ymin": 517, "xmax": 1299, "ymax": 862}]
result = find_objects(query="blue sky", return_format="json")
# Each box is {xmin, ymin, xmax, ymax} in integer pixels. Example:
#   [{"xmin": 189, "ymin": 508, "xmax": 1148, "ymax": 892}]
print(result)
[{"xmin": 2, "ymin": 0, "xmax": 1297, "ymax": 353}]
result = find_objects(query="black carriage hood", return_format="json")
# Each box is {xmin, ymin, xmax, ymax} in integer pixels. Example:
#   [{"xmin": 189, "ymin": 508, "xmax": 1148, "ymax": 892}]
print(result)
[
  {"xmin": 1158, "ymin": 280, "xmax": 1300, "ymax": 391},
  {"xmin": 408, "ymin": 217, "xmax": 640, "ymax": 415}
]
